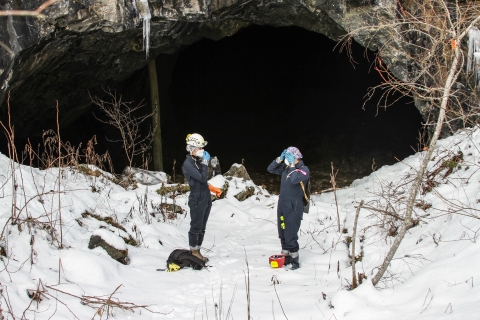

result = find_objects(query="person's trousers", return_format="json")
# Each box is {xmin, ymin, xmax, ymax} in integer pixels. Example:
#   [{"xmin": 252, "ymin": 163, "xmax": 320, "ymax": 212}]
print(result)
[
  {"xmin": 188, "ymin": 191, "xmax": 212, "ymax": 248},
  {"xmin": 277, "ymin": 196, "xmax": 303, "ymax": 252}
]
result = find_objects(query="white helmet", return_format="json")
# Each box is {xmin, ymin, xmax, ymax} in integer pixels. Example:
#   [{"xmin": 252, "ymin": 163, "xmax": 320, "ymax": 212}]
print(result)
[{"xmin": 186, "ymin": 133, "xmax": 208, "ymax": 147}]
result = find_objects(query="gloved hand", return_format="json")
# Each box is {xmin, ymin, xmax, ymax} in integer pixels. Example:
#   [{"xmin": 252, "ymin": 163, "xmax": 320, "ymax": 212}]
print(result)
[
  {"xmin": 276, "ymin": 149, "xmax": 287, "ymax": 163},
  {"xmin": 202, "ymin": 151, "xmax": 210, "ymax": 166},
  {"xmin": 285, "ymin": 152, "xmax": 295, "ymax": 165},
  {"xmin": 208, "ymin": 184, "xmax": 222, "ymax": 197},
  {"xmin": 203, "ymin": 151, "xmax": 211, "ymax": 161}
]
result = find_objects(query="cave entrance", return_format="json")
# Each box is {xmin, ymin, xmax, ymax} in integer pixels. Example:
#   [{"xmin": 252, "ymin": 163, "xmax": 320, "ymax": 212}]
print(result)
[{"xmin": 166, "ymin": 25, "xmax": 424, "ymax": 193}]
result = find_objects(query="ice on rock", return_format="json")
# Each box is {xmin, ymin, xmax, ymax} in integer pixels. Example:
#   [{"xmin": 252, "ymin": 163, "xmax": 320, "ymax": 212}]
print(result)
[
  {"xmin": 467, "ymin": 27, "xmax": 480, "ymax": 86},
  {"xmin": 135, "ymin": 0, "xmax": 151, "ymax": 58}
]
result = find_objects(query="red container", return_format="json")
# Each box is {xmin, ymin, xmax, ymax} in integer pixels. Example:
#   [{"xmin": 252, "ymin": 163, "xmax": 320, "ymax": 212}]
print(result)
[{"xmin": 269, "ymin": 254, "xmax": 286, "ymax": 268}]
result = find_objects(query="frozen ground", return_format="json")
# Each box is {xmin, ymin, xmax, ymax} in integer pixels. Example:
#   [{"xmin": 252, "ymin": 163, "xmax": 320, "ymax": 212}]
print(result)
[{"xmin": 0, "ymin": 127, "xmax": 479, "ymax": 319}]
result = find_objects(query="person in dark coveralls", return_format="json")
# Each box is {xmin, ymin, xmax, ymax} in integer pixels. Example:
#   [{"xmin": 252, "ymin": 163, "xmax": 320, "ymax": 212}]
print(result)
[
  {"xmin": 182, "ymin": 133, "xmax": 212, "ymax": 263},
  {"xmin": 267, "ymin": 146, "xmax": 310, "ymax": 270}
]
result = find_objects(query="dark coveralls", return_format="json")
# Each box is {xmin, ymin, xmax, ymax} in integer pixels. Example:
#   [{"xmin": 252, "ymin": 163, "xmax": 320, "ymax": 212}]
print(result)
[
  {"xmin": 182, "ymin": 154, "xmax": 212, "ymax": 248},
  {"xmin": 267, "ymin": 160, "xmax": 310, "ymax": 253}
]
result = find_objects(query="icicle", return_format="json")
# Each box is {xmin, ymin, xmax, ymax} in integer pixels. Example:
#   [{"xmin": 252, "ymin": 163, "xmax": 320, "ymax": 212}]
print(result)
[
  {"xmin": 467, "ymin": 28, "xmax": 480, "ymax": 87},
  {"xmin": 135, "ymin": 0, "xmax": 151, "ymax": 58}
]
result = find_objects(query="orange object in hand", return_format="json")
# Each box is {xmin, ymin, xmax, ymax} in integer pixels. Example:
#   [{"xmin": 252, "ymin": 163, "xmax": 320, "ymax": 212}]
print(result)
[{"xmin": 208, "ymin": 184, "xmax": 222, "ymax": 197}]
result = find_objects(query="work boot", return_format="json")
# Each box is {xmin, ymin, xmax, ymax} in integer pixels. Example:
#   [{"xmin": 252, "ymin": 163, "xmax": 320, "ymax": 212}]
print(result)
[
  {"xmin": 199, "ymin": 248, "xmax": 209, "ymax": 263},
  {"xmin": 190, "ymin": 247, "xmax": 209, "ymax": 263},
  {"xmin": 290, "ymin": 252, "xmax": 300, "ymax": 270},
  {"xmin": 281, "ymin": 250, "xmax": 292, "ymax": 266}
]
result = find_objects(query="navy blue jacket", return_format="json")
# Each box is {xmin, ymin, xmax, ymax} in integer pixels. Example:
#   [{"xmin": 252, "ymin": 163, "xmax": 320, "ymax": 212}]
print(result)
[
  {"xmin": 268, "ymin": 160, "xmax": 310, "ymax": 199},
  {"xmin": 182, "ymin": 155, "xmax": 209, "ymax": 194}
]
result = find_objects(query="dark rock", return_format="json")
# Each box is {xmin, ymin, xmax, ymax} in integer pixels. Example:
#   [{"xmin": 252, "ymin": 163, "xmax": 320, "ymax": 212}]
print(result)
[
  {"xmin": 208, "ymin": 156, "xmax": 221, "ymax": 180},
  {"xmin": 224, "ymin": 164, "xmax": 251, "ymax": 181},
  {"xmin": 234, "ymin": 186, "xmax": 255, "ymax": 201},
  {"xmin": 159, "ymin": 203, "xmax": 183, "ymax": 214},
  {"xmin": 219, "ymin": 181, "xmax": 228, "ymax": 199},
  {"xmin": 88, "ymin": 235, "xmax": 129, "ymax": 264},
  {"xmin": 210, "ymin": 181, "xmax": 228, "ymax": 201}
]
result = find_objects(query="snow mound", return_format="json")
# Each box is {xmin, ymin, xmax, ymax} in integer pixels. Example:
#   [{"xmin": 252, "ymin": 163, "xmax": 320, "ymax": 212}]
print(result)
[
  {"xmin": 123, "ymin": 166, "xmax": 168, "ymax": 185},
  {"xmin": 1, "ymin": 127, "xmax": 480, "ymax": 319}
]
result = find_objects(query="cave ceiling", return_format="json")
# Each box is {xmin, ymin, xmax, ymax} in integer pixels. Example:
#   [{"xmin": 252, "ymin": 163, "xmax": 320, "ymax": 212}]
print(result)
[{"xmin": 0, "ymin": 0, "xmax": 409, "ymax": 141}]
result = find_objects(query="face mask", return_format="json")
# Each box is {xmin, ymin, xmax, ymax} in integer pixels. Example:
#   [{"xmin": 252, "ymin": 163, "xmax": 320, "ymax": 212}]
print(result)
[
  {"xmin": 284, "ymin": 159, "xmax": 290, "ymax": 166},
  {"xmin": 196, "ymin": 150, "xmax": 204, "ymax": 158}
]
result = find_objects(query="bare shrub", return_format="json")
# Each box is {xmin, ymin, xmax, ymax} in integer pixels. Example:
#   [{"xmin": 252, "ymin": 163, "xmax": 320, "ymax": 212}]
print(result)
[
  {"xmin": 341, "ymin": 0, "xmax": 480, "ymax": 287},
  {"xmin": 91, "ymin": 88, "xmax": 155, "ymax": 171}
]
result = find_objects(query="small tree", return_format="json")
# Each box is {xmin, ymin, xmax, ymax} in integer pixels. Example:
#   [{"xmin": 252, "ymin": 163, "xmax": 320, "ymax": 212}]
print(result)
[
  {"xmin": 91, "ymin": 88, "xmax": 155, "ymax": 171},
  {"xmin": 341, "ymin": 0, "xmax": 480, "ymax": 287}
]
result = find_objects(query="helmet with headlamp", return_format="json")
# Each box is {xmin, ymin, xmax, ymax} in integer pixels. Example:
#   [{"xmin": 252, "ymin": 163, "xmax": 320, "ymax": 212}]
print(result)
[{"xmin": 186, "ymin": 133, "xmax": 208, "ymax": 147}]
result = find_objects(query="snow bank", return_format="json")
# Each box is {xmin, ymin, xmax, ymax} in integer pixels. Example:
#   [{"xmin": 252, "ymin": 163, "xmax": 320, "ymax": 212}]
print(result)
[
  {"xmin": 124, "ymin": 166, "xmax": 168, "ymax": 185},
  {"xmin": 208, "ymin": 174, "xmax": 226, "ymax": 188},
  {"xmin": 1, "ymin": 127, "xmax": 480, "ymax": 319}
]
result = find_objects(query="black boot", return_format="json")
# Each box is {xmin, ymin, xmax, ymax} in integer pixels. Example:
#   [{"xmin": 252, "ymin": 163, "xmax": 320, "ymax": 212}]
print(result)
[
  {"xmin": 281, "ymin": 250, "xmax": 292, "ymax": 266},
  {"xmin": 290, "ymin": 252, "xmax": 300, "ymax": 270}
]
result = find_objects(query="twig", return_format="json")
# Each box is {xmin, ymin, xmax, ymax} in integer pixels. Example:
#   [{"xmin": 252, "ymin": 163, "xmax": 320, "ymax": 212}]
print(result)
[
  {"xmin": 56, "ymin": 102, "xmax": 63, "ymax": 248},
  {"xmin": 243, "ymin": 246, "xmax": 251, "ymax": 320},
  {"xmin": 1, "ymin": 285, "xmax": 16, "ymax": 319},
  {"xmin": 351, "ymin": 200, "xmax": 364, "ymax": 289},
  {"xmin": 330, "ymin": 162, "xmax": 340, "ymax": 232},
  {"xmin": 420, "ymin": 296, "xmax": 433, "ymax": 314},
  {"xmin": 444, "ymin": 303, "xmax": 453, "ymax": 314},
  {"xmin": 272, "ymin": 276, "xmax": 288, "ymax": 320},
  {"xmin": 361, "ymin": 205, "xmax": 405, "ymax": 221},
  {"xmin": 44, "ymin": 284, "xmax": 169, "ymax": 317},
  {"xmin": 0, "ymin": 0, "xmax": 59, "ymax": 18}
]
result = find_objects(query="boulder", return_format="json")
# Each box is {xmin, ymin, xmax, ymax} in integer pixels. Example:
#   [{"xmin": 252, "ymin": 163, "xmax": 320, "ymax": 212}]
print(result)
[
  {"xmin": 88, "ymin": 229, "xmax": 129, "ymax": 264},
  {"xmin": 208, "ymin": 156, "xmax": 222, "ymax": 180},
  {"xmin": 234, "ymin": 186, "xmax": 255, "ymax": 202},
  {"xmin": 224, "ymin": 164, "xmax": 251, "ymax": 181}
]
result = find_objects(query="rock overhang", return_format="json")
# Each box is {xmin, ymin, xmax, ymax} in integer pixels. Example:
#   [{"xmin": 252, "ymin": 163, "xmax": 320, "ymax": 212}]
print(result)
[{"xmin": 0, "ymin": 0, "xmax": 403, "ymax": 141}]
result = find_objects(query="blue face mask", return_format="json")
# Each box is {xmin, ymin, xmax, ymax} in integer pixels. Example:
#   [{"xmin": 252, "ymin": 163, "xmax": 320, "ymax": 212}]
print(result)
[{"xmin": 196, "ymin": 150, "xmax": 204, "ymax": 158}]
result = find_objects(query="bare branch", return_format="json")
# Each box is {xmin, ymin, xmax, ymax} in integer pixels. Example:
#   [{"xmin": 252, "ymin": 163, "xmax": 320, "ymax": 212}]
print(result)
[{"xmin": 0, "ymin": 0, "xmax": 60, "ymax": 18}]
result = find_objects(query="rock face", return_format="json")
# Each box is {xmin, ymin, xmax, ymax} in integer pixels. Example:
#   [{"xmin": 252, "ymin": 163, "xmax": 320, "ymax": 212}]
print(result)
[{"xmin": 0, "ymin": 0, "xmax": 415, "ymax": 139}]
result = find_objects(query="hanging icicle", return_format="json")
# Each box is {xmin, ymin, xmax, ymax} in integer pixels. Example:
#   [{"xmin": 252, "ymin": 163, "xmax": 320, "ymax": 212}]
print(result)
[
  {"xmin": 467, "ymin": 27, "xmax": 480, "ymax": 88},
  {"xmin": 135, "ymin": 0, "xmax": 152, "ymax": 58}
]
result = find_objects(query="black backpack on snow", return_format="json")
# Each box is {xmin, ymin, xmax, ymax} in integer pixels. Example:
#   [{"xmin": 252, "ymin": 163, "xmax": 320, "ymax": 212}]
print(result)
[{"xmin": 166, "ymin": 249, "xmax": 205, "ymax": 272}]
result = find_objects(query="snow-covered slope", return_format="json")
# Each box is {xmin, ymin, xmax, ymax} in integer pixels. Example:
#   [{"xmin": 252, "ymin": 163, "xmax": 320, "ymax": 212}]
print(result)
[{"xmin": 0, "ymin": 127, "xmax": 479, "ymax": 319}]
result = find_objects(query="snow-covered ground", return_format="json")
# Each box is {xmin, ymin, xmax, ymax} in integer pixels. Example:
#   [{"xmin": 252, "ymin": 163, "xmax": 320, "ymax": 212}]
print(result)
[{"xmin": 0, "ymin": 127, "xmax": 479, "ymax": 319}]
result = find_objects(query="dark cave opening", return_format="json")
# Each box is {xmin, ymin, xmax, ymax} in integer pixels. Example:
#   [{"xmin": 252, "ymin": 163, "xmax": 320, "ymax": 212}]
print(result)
[
  {"xmin": 165, "ymin": 25, "xmax": 424, "ymax": 190},
  {"xmin": 9, "ymin": 25, "xmax": 424, "ymax": 193}
]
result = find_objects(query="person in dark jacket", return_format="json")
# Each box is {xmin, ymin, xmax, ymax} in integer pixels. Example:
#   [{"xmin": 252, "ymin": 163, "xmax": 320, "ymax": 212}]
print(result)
[
  {"xmin": 182, "ymin": 133, "xmax": 212, "ymax": 262},
  {"xmin": 267, "ymin": 146, "xmax": 310, "ymax": 270}
]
